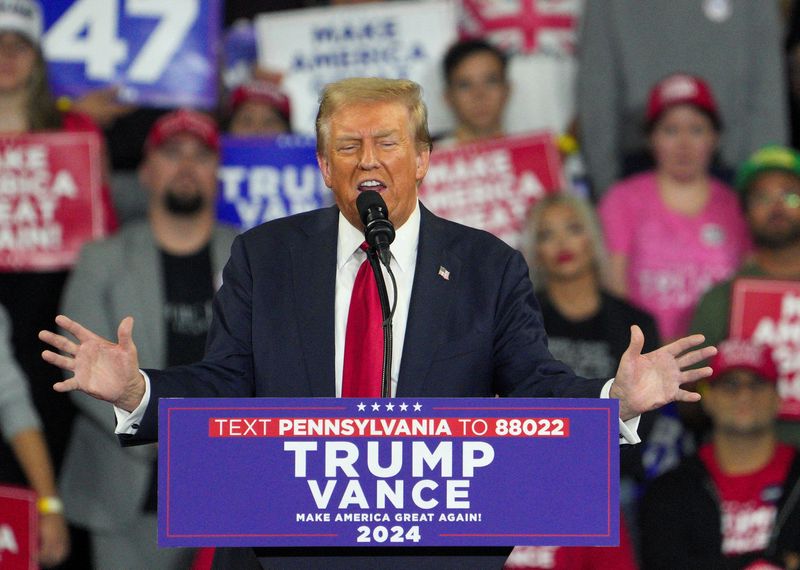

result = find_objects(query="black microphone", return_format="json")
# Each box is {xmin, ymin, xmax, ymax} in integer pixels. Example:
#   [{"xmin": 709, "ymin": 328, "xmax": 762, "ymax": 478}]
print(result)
[{"xmin": 357, "ymin": 190, "xmax": 395, "ymax": 266}]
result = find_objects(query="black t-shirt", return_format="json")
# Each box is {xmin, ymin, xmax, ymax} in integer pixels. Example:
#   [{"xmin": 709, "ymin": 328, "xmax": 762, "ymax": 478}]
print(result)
[
  {"xmin": 537, "ymin": 291, "xmax": 661, "ymax": 379},
  {"xmin": 144, "ymin": 245, "xmax": 215, "ymax": 512},
  {"xmin": 537, "ymin": 290, "xmax": 664, "ymax": 483},
  {"xmin": 161, "ymin": 246, "xmax": 215, "ymax": 367}
]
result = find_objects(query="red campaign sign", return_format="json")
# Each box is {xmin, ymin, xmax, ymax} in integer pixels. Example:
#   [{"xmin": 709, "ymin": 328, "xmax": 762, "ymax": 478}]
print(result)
[
  {"xmin": 0, "ymin": 485, "xmax": 36, "ymax": 570},
  {"xmin": 730, "ymin": 278, "xmax": 800, "ymax": 420},
  {"xmin": 0, "ymin": 132, "xmax": 106, "ymax": 272},
  {"xmin": 419, "ymin": 132, "xmax": 563, "ymax": 248},
  {"xmin": 459, "ymin": 0, "xmax": 578, "ymax": 55}
]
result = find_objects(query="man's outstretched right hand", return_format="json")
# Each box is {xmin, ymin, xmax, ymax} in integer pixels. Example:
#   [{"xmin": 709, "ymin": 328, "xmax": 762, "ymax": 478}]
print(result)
[{"xmin": 39, "ymin": 315, "xmax": 145, "ymax": 412}]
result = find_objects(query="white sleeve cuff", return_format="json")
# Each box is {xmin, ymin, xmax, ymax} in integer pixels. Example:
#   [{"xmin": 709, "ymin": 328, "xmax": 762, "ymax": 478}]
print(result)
[
  {"xmin": 602, "ymin": 378, "xmax": 641, "ymax": 445},
  {"xmin": 113, "ymin": 371, "xmax": 151, "ymax": 435}
]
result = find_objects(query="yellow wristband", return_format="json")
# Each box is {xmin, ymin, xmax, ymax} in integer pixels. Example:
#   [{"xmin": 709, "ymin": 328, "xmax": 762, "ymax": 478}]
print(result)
[
  {"xmin": 37, "ymin": 496, "xmax": 64, "ymax": 515},
  {"xmin": 556, "ymin": 133, "xmax": 579, "ymax": 155},
  {"xmin": 55, "ymin": 96, "xmax": 73, "ymax": 113}
]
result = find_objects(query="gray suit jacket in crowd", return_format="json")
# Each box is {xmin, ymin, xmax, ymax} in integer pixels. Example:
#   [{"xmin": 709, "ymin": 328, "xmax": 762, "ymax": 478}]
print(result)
[{"xmin": 58, "ymin": 219, "xmax": 237, "ymax": 531}]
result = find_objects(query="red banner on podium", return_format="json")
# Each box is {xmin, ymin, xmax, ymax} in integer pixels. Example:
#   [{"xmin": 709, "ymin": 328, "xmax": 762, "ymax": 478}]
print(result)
[
  {"xmin": 419, "ymin": 132, "xmax": 563, "ymax": 248},
  {"xmin": 730, "ymin": 278, "xmax": 800, "ymax": 420},
  {"xmin": 0, "ymin": 131, "xmax": 106, "ymax": 272},
  {"xmin": 0, "ymin": 485, "xmax": 36, "ymax": 570}
]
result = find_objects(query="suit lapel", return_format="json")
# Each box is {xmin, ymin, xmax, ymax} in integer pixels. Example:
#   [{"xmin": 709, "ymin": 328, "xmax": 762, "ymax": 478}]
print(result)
[
  {"xmin": 397, "ymin": 206, "xmax": 460, "ymax": 397},
  {"xmin": 291, "ymin": 208, "xmax": 338, "ymax": 396}
]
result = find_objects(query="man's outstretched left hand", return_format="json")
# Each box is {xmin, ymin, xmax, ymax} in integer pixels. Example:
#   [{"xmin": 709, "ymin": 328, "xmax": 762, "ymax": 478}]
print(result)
[{"xmin": 612, "ymin": 325, "xmax": 716, "ymax": 420}]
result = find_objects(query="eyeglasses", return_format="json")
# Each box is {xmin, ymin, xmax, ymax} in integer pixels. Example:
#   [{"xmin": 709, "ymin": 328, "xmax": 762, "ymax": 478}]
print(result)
[
  {"xmin": 713, "ymin": 377, "xmax": 773, "ymax": 394},
  {"xmin": 749, "ymin": 189, "xmax": 800, "ymax": 209},
  {"xmin": 0, "ymin": 37, "xmax": 33, "ymax": 56}
]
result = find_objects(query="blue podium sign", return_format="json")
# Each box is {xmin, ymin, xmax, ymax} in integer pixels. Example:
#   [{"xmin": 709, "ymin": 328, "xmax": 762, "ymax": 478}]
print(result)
[{"xmin": 159, "ymin": 397, "xmax": 619, "ymax": 548}]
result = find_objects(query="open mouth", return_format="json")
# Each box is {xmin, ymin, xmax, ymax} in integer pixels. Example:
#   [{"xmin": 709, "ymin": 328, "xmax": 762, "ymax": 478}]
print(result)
[{"xmin": 358, "ymin": 179, "xmax": 387, "ymax": 192}]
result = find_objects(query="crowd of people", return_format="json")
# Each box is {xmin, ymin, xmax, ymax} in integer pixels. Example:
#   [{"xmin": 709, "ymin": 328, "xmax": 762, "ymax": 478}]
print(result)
[{"xmin": 1, "ymin": 0, "xmax": 800, "ymax": 568}]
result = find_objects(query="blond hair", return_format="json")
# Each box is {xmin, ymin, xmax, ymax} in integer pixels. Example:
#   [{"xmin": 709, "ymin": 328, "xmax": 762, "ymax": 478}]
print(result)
[
  {"xmin": 523, "ymin": 193, "xmax": 611, "ymax": 290},
  {"xmin": 315, "ymin": 77, "xmax": 432, "ymax": 155}
]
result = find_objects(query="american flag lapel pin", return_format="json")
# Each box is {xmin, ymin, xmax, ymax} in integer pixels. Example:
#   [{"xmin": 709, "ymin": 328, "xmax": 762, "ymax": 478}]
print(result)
[{"xmin": 438, "ymin": 266, "xmax": 450, "ymax": 281}]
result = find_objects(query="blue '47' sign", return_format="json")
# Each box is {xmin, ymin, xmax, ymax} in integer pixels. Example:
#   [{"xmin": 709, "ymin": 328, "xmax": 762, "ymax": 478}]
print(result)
[{"xmin": 42, "ymin": 0, "xmax": 221, "ymax": 109}]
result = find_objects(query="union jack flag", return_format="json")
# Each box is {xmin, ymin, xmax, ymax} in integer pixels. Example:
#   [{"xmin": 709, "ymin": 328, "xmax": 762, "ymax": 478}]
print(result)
[{"xmin": 459, "ymin": 0, "xmax": 579, "ymax": 56}]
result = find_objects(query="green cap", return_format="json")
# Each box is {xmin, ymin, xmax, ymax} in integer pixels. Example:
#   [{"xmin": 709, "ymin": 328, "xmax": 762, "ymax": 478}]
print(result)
[{"xmin": 736, "ymin": 145, "xmax": 800, "ymax": 193}]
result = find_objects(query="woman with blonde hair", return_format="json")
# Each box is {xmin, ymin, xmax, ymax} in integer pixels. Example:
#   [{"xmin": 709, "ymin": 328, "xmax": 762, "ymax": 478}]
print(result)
[
  {"xmin": 525, "ymin": 193, "xmax": 659, "ymax": 378},
  {"xmin": 521, "ymin": 192, "xmax": 661, "ymax": 565},
  {"xmin": 526, "ymin": 193, "xmax": 696, "ymax": 556}
]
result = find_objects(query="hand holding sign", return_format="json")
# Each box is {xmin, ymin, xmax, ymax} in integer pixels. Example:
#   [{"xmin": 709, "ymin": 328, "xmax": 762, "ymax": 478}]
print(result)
[
  {"xmin": 38, "ymin": 511, "xmax": 70, "ymax": 567},
  {"xmin": 611, "ymin": 326, "xmax": 716, "ymax": 420},
  {"xmin": 39, "ymin": 315, "xmax": 145, "ymax": 412},
  {"xmin": 72, "ymin": 86, "xmax": 136, "ymax": 128}
]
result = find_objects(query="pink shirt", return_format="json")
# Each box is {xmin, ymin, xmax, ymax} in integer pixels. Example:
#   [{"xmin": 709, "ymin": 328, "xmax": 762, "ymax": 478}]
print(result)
[{"xmin": 599, "ymin": 172, "xmax": 750, "ymax": 339}]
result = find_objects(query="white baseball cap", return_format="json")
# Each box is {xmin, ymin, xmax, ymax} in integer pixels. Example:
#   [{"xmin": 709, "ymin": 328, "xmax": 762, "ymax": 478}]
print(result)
[{"xmin": 0, "ymin": 0, "xmax": 41, "ymax": 46}]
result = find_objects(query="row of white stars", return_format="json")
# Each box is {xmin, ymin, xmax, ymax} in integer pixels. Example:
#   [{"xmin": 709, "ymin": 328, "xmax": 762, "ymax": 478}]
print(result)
[{"xmin": 356, "ymin": 402, "xmax": 423, "ymax": 412}]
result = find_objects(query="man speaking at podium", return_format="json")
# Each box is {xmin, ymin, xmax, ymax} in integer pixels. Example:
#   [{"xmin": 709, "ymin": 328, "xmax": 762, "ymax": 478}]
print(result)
[{"xmin": 40, "ymin": 78, "xmax": 715, "ymax": 569}]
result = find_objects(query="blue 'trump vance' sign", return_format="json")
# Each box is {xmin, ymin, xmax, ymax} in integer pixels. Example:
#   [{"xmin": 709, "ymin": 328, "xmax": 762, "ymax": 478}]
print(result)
[{"xmin": 159, "ymin": 397, "xmax": 619, "ymax": 548}]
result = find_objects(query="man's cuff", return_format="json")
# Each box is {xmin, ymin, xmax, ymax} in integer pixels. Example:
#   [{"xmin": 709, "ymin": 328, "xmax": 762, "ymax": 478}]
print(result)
[
  {"xmin": 602, "ymin": 378, "xmax": 641, "ymax": 445},
  {"xmin": 113, "ymin": 370, "xmax": 151, "ymax": 435}
]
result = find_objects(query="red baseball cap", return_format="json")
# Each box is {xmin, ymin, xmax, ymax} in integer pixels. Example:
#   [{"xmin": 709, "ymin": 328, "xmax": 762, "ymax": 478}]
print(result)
[
  {"xmin": 646, "ymin": 73, "xmax": 719, "ymax": 125},
  {"xmin": 230, "ymin": 80, "xmax": 291, "ymax": 124},
  {"xmin": 708, "ymin": 338, "xmax": 779, "ymax": 384},
  {"xmin": 145, "ymin": 109, "xmax": 220, "ymax": 153}
]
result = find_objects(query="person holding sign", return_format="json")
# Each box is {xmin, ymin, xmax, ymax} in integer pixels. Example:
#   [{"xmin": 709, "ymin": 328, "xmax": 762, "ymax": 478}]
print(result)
[
  {"xmin": 40, "ymin": 77, "xmax": 715, "ymax": 569},
  {"xmin": 0, "ymin": 304, "xmax": 69, "ymax": 568},
  {"xmin": 57, "ymin": 109, "xmax": 236, "ymax": 570},
  {"xmin": 692, "ymin": 145, "xmax": 800, "ymax": 444},
  {"xmin": 0, "ymin": 0, "xmax": 116, "ymax": 543},
  {"xmin": 640, "ymin": 339, "xmax": 800, "ymax": 569}
]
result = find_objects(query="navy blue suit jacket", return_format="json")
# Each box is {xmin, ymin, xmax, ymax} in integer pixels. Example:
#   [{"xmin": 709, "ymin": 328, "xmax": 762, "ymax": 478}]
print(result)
[
  {"xmin": 132, "ymin": 204, "xmax": 603, "ymax": 442},
  {"xmin": 128, "ymin": 204, "xmax": 608, "ymax": 568}
]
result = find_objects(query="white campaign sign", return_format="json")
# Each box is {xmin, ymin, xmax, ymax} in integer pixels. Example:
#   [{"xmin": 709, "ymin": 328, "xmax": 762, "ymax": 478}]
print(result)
[{"xmin": 256, "ymin": 0, "xmax": 457, "ymax": 136}]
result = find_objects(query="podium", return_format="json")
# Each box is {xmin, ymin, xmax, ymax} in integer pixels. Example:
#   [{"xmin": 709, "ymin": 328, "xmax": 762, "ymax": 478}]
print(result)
[{"xmin": 159, "ymin": 397, "xmax": 619, "ymax": 568}]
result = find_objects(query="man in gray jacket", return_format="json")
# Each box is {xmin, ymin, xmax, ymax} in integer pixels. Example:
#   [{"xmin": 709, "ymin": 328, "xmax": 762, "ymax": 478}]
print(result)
[{"xmin": 57, "ymin": 109, "xmax": 237, "ymax": 569}]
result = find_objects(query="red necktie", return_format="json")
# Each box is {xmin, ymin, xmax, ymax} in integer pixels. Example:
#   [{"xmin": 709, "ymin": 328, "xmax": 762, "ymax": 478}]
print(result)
[{"xmin": 342, "ymin": 242, "xmax": 383, "ymax": 397}]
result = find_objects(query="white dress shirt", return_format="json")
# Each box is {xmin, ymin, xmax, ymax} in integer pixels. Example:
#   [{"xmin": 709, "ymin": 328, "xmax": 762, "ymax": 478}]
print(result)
[{"xmin": 334, "ymin": 201, "xmax": 419, "ymax": 397}]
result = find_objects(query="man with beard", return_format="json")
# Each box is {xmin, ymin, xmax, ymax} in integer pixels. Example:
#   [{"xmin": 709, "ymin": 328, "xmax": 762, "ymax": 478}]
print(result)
[
  {"xmin": 640, "ymin": 339, "xmax": 800, "ymax": 569},
  {"xmin": 56, "ymin": 109, "xmax": 237, "ymax": 569},
  {"xmin": 691, "ymin": 145, "xmax": 800, "ymax": 442}
]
